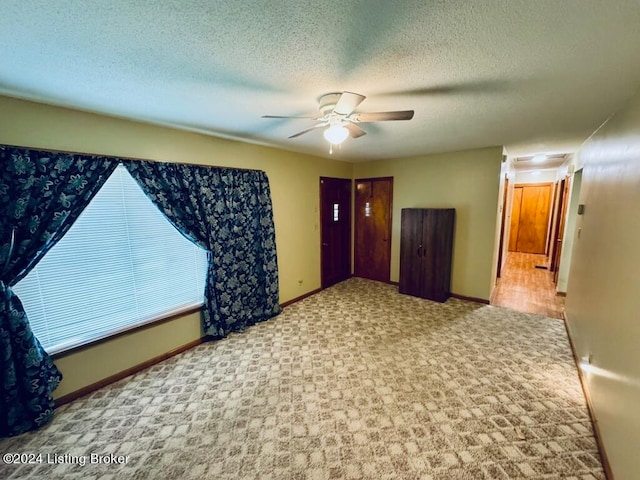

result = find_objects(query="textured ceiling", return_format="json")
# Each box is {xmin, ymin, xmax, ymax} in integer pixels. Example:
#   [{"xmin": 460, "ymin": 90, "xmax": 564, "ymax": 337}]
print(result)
[{"xmin": 1, "ymin": 1, "xmax": 640, "ymax": 162}]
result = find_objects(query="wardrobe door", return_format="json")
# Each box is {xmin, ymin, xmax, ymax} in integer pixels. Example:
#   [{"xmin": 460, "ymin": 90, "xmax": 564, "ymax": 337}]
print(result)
[
  {"xmin": 399, "ymin": 209, "xmax": 424, "ymax": 297},
  {"xmin": 421, "ymin": 209, "xmax": 455, "ymax": 302}
]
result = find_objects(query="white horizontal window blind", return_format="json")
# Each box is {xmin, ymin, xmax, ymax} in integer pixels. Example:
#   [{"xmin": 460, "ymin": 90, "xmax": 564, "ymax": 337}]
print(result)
[{"xmin": 14, "ymin": 164, "xmax": 208, "ymax": 355}]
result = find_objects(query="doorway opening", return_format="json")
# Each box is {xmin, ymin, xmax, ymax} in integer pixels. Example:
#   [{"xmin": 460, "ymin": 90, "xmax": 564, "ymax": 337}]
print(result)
[{"xmin": 492, "ymin": 155, "xmax": 580, "ymax": 319}]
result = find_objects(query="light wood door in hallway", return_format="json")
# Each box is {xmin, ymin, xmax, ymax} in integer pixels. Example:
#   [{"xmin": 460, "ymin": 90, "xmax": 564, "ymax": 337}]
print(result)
[{"xmin": 509, "ymin": 184, "xmax": 552, "ymax": 254}]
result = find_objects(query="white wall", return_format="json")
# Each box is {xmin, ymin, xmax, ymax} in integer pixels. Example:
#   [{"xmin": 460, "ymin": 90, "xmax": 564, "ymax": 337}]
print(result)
[
  {"xmin": 556, "ymin": 168, "xmax": 582, "ymax": 293},
  {"xmin": 565, "ymin": 88, "xmax": 640, "ymax": 478},
  {"xmin": 514, "ymin": 168, "xmax": 558, "ymax": 184}
]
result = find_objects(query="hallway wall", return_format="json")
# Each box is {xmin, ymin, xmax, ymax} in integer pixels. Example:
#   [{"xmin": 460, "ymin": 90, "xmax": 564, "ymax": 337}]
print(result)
[
  {"xmin": 556, "ymin": 169, "xmax": 582, "ymax": 293},
  {"xmin": 565, "ymin": 88, "xmax": 640, "ymax": 478}
]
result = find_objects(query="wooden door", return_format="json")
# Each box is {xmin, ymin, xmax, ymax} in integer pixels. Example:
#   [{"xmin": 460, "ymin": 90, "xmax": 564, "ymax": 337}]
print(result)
[
  {"xmin": 508, "ymin": 187, "xmax": 523, "ymax": 251},
  {"xmin": 547, "ymin": 181, "xmax": 560, "ymax": 259},
  {"xmin": 552, "ymin": 177, "xmax": 570, "ymax": 283},
  {"xmin": 496, "ymin": 174, "xmax": 509, "ymax": 278},
  {"xmin": 354, "ymin": 177, "xmax": 393, "ymax": 282},
  {"xmin": 320, "ymin": 177, "xmax": 351, "ymax": 288},
  {"xmin": 509, "ymin": 183, "xmax": 552, "ymax": 254}
]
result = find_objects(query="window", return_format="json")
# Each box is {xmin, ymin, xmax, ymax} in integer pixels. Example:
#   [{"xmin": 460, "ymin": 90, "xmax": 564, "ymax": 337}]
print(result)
[{"xmin": 13, "ymin": 164, "xmax": 208, "ymax": 354}]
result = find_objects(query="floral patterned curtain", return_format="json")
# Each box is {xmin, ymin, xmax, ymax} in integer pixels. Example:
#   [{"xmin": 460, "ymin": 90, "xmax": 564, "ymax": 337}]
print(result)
[
  {"xmin": 0, "ymin": 145, "xmax": 117, "ymax": 437},
  {"xmin": 1, "ymin": 144, "xmax": 281, "ymax": 437},
  {"xmin": 124, "ymin": 160, "xmax": 281, "ymax": 337}
]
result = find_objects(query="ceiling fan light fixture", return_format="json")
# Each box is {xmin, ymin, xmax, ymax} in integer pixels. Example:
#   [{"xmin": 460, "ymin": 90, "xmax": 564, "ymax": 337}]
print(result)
[
  {"xmin": 323, "ymin": 124, "xmax": 349, "ymax": 145},
  {"xmin": 263, "ymin": 91, "xmax": 413, "ymax": 148}
]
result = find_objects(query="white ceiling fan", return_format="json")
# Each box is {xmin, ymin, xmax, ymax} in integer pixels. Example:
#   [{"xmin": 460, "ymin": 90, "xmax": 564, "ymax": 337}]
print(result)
[{"xmin": 262, "ymin": 91, "xmax": 414, "ymax": 152}]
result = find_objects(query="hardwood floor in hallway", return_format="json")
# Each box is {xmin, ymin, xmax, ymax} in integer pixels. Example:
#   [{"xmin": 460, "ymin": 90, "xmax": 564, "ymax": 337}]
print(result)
[{"xmin": 492, "ymin": 252, "xmax": 565, "ymax": 319}]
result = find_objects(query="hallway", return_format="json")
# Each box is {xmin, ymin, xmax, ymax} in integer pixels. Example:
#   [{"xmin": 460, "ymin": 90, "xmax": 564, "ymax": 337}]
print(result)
[{"xmin": 492, "ymin": 252, "xmax": 565, "ymax": 319}]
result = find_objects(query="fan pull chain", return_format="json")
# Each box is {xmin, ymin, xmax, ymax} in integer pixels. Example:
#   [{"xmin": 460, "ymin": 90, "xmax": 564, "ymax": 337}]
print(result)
[{"xmin": 327, "ymin": 142, "xmax": 344, "ymax": 155}]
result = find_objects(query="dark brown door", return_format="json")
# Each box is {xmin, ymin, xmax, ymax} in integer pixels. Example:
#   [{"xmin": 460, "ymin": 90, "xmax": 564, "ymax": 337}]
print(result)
[
  {"xmin": 354, "ymin": 177, "xmax": 393, "ymax": 282},
  {"xmin": 552, "ymin": 176, "xmax": 570, "ymax": 283},
  {"xmin": 320, "ymin": 177, "xmax": 352, "ymax": 288},
  {"xmin": 496, "ymin": 174, "xmax": 509, "ymax": 278},
  {"xmin": 547, "ymin": 181, "xmax": 560, "ymax": 258}
]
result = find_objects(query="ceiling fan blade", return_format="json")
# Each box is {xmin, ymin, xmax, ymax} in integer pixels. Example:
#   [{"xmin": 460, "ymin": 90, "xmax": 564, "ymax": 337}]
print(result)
[
  {"xmin": 262, "ymin": 115, "xmax": 317, "ymax": 119},
  {"xmin": 334, "ymin": 91, "xmax": 366, "ymax": 115},
  {"xmin": 354, "ymin": 110, "xmax": 415, "ymax": 122},
  {"xmin": 345, "ymin": 122, "xmax": 367, "ymax": 138},
  {"xmin": 288, "ymin": 124, "xmax": 323, "ymax": 138}
]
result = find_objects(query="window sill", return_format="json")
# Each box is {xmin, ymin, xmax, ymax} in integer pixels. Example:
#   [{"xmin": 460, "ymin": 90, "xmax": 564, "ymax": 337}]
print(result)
[{"xmin": 50, "ymin": 303, "xmax": 203, "ymax": 359}]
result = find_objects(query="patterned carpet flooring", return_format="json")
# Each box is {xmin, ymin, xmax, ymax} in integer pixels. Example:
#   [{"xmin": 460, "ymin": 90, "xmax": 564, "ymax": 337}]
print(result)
[{"xmin": 0, "ymin": 278, "xmax": 604, "ymax": 479}]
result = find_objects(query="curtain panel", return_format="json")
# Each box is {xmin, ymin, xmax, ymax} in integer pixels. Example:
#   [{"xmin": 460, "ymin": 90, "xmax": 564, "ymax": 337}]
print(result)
[
  {"xmin": 124, "ymin": 160, "xmax": 281, "ymax": 337},
  {"xmin": 1, "ymin": 144, "xmax": 281, "ymax": 436},
  {"xmin": 0, "ymin": 146, "xmax": 118, "ymax": 437}
]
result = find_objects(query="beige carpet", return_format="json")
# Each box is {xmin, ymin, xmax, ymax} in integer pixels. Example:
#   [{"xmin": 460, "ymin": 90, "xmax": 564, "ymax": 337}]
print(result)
[{"xmin": 0, "ymin": 278, "xmax": 604, "ymax": 479}]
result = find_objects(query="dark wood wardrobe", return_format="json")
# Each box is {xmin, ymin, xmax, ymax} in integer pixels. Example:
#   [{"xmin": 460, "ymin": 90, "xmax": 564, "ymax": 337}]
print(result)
[{"xmin": 399, "ymin": 208, "xmax": 455, "ymax": 303}]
